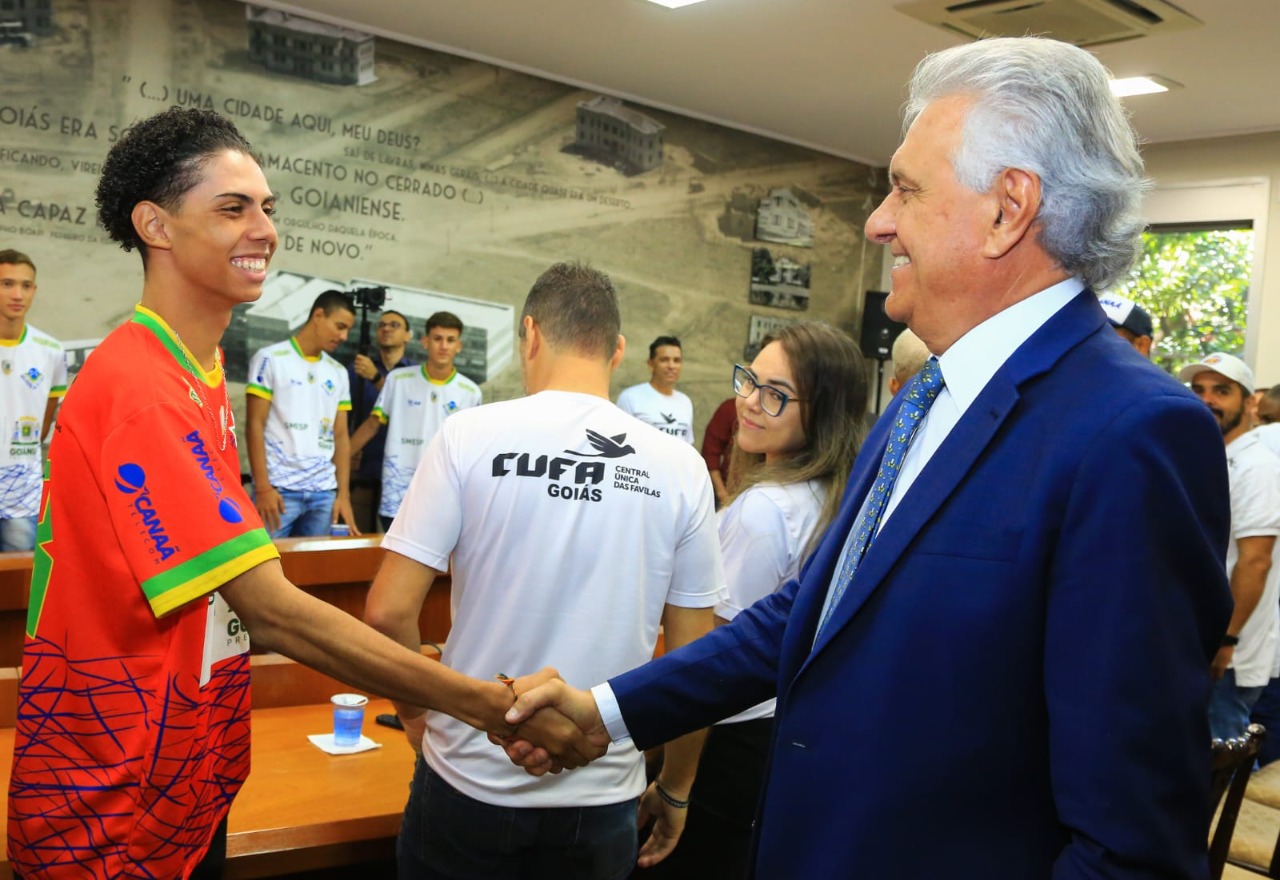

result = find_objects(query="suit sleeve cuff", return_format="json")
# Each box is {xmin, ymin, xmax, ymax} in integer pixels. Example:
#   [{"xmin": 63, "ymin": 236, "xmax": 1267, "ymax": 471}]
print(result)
[{"xmin": 591, "ymin": 683, "xmax": 633, "ymax": 745}]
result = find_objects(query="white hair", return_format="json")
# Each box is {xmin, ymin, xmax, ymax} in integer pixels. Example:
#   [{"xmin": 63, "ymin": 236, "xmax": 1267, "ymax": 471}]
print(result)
[{"xmin": 904, "ymin": 37, "xmax": 1150, "ymax": 290}]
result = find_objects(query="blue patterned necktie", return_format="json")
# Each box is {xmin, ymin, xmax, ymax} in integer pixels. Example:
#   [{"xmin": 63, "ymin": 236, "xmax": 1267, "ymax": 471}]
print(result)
[{"xmin": 818, "ymin": 357, "xmax": 945, "ymax": 635}]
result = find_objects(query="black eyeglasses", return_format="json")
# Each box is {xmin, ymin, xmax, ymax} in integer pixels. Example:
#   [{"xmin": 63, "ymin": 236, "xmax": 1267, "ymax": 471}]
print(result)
[{"xmin": 733, "ymin": 364, "xmax": 803, "ymax": 417}]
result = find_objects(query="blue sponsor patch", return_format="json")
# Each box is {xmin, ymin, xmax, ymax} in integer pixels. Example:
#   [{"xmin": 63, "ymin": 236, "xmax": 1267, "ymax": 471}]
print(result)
[
  {"xmin": 185, "ymin": 430, "xmax": 247, "ymax": 524},
  {"xmin": 115, "ymin": 463, "xmax": 179, "ymax": 561}
]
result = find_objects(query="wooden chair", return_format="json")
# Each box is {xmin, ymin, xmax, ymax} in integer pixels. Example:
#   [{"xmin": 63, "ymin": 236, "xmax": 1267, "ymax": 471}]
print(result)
[{"xmin": 1213, "ymin": 724, "xmax": 1267, "ymax": 880}]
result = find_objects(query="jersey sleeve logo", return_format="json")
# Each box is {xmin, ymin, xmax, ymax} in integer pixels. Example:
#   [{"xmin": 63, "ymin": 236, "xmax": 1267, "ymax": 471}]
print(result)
[{"xmin": 115, "ymin": 463, "xmax": 180, "ymax": 562}]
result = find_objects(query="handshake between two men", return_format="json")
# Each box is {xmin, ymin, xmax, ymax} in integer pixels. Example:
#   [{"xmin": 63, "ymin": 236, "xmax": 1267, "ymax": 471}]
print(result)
[{"xmin": 485, "ymin": 669, "xmax": 611, "ymax": 775}]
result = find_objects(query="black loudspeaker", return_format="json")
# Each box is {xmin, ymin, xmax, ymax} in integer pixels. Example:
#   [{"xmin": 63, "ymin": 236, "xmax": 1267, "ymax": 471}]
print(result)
[{"xmin": 859, "ymin": 290, "xmax": 907, "ymax": 361}]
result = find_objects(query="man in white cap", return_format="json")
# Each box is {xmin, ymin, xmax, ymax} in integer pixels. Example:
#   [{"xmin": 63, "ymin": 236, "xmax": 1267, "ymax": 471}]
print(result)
[
  {"xmin": 1180, "ymin": 352, "xmax": 1280, "ymax": 739},
  {"xmin": 1099, "ymin": 292, "xmax": 1153, "ymax": 357}
]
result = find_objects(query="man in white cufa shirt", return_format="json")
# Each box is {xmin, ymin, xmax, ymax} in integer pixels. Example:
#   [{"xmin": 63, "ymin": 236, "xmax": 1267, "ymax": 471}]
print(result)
[
  {"xmin": 1180, "ymin": 352, "xmax": 1280, "ymax": 740},
  {"xmin": 618, "ymin": 335, "xmax": 694, "ymax": 444},
  {"xmin": 349, "ymin": 310, "xmax": 482, "ymax": 531},
  {"xmin": 0, "ymin": 248, "xmax": 66, "ymax": 551},
  {"xmin": 246, "ymin": 289, "xmax": 358, "ymax": 537},
  {"xmin": 364, "ymin": 262, "xmax": 723, "ymax": 878}
]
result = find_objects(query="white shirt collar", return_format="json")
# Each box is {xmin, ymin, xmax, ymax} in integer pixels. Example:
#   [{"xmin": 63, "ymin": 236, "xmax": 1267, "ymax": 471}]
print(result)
[{"xmin": 936, "ymin": 277, "xmax": 1085, "ymax": 415}]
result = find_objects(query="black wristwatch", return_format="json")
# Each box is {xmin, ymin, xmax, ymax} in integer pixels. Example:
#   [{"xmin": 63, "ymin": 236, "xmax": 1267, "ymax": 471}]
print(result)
[{"xmin": 1222, "ymin": 634, "xmax": 1241, "ymax": 647}]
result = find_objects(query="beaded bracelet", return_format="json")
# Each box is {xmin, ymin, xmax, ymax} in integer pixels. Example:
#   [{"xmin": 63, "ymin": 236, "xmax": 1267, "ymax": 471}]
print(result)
[{"xmin": 655, "ymin": 780, "xmax": 689, "ymax": 809}]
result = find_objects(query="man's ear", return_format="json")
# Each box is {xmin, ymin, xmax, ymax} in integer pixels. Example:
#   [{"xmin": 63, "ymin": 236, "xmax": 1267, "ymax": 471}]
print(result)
[
  {"xmin": 609, "ymin": 334, "xmax": 626, "ymax": 371},
  {"xmin": 983, "ymin": 167, "xmax": 1041, "ymax": 259},
  {"xmin": 522, "ymin": 315, "xmax": 540, "ymax": 359},
  {"xmin": 132, "ymin": 201, "xmax": 173, "ymax": 252}
]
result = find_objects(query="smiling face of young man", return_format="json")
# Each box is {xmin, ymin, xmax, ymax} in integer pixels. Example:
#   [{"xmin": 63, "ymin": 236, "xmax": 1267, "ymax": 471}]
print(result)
[
  {"xmin": 149, "ymin": 149, "xmax": 278, "ymax": 310},
  {"xmin": 648, "ymin": 344, "xmax": 683, "ymax": 393},
  {"xmin": 425, "ymin": 325, "xmax": 463, "ymax": 377}
]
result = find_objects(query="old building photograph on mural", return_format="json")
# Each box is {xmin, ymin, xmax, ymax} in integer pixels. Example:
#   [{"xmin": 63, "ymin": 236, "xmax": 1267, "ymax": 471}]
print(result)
[{"xmin": 0, "ymin": 0, "xmax": 887, "ymax": 447}]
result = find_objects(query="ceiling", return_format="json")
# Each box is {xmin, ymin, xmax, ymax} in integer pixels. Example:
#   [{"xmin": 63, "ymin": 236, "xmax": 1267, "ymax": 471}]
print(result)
[{"xmin": 260, "ymin": 0, "xmax": 1280, "ymax": 167}]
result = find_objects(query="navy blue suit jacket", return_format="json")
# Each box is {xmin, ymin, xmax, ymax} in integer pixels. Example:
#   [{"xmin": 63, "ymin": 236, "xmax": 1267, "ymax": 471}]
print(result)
[{"xmin": 612, "ymin": 291, "xmax": 1232, "ymax": 878}]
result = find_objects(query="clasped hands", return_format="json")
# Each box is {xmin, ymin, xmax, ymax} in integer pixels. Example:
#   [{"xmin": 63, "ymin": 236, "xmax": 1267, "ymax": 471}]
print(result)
[{"xmin": 486, "ymin": 668, "xmax": 611, "ymax": 775}]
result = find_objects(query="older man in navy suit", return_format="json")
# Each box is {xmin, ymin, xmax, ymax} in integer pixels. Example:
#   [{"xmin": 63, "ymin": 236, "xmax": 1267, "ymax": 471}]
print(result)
[{"xmin": 503, "ymin": 37, "xmax": 1232, "ymax": 879}]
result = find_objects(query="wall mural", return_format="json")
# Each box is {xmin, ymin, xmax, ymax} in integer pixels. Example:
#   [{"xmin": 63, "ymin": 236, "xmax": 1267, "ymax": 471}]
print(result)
[{"xmin": 0, "ymin": 0, "xmax": 888, "ymax": 450}]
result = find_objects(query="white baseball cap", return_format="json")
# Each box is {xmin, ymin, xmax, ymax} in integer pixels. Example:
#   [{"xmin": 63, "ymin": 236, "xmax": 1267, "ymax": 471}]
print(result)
[{"xmin": 1177, "ymin": 352, "xmax": 1255, "ymax": 395}]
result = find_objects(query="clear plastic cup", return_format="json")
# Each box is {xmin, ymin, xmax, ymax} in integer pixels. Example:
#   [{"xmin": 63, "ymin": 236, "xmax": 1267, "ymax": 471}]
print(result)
[{"xmin": 331, "ymin": 693, "xmax": 368, "ymax": 747}]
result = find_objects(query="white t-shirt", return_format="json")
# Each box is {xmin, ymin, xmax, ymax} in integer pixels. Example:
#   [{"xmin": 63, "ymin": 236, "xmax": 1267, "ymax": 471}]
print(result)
[
  {"xmin": 716, "ymin": 479, "xmax": 824, "ymax": 723},
  {"xmin": 617, "ymin": 382, "xmax": 695, "ymax": 444},
  {"xmin": 383, "ymin": 390, "xmax": 724, "ymax": 807},
  {"xmin": 1225, "ymin": 430, "xmax": 1280, "ymax": 687},
  {"xmin": 372, "ymin": 366, "xmax": 482, "ymax": 518},
  {"xmin": 0, "ymin": 325, "xmax": 67, "ymax": 518},
  {"xmin": 1255, "ymin": 424, "xmax": 1280, "ymax": 460},
  {"xmin": 246, "ymin": 339, "xmax": 351, "ymax": 492}
]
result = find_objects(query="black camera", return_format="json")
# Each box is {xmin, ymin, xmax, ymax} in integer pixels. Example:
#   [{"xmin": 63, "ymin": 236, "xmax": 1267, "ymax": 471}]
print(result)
[{"xmin": 348, "ymin": 285, "xmax": 387, "ymax": 311}]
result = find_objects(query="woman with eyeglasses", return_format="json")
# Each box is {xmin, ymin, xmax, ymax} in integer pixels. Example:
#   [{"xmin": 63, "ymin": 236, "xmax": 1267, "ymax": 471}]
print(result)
[{"xmin": 644, "ymin": 321, "xmax": 867, "ymax": 879}]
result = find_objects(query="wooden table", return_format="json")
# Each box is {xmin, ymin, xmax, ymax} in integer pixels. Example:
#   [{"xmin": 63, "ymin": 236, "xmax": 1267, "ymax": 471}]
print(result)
[
  {"xmin": 228, "ymin": 700, "xmax": 417, "ymax": 877},
  {"xmin": 0, "ymin": 700, "xmax": 419, "ymax": 880}
]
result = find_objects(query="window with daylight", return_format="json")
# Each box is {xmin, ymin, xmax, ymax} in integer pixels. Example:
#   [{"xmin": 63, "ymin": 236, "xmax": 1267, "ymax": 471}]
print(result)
[{"xmin": 1109, "ymin": 223, "xmax": 1255, "ymax": 376}]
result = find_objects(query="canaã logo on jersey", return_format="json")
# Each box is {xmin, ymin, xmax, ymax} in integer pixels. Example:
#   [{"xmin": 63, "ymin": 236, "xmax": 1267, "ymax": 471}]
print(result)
[
  {"xmin": 114, "ymin": 462, "xmax": 179, "ymax": 562},
  {"xmin": 184, "ymin": 430, "xmax": 245, "ymax": 524}
]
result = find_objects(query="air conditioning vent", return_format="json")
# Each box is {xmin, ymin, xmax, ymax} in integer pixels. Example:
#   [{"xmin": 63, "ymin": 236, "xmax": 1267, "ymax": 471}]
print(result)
[{"xmin": 896, "ymin": 0, "xmax": 1201, "ymax": 47}]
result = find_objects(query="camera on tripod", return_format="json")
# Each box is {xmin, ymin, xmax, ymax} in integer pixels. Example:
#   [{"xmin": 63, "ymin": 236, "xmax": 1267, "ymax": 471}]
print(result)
[{"xmin": 348, "ymin": 285, "xmax": 387, "ymax": 311}]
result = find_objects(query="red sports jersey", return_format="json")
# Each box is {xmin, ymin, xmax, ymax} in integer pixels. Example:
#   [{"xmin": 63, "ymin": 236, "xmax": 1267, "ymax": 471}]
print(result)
[{"xmin": 8, "ymin": 305, "xmax": 279, "ymax": 879}]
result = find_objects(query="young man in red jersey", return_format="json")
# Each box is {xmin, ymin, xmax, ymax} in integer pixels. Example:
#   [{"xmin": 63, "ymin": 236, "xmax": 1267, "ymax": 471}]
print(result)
[{"xmin": 6, "ymin": 108, "xmax": 589, "ymax": 880}]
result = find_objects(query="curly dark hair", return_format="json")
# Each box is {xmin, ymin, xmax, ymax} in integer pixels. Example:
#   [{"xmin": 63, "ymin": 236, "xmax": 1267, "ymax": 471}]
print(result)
[{"xmin": 96, "ymin": 107, "xmax": 259, "ymax": 254}]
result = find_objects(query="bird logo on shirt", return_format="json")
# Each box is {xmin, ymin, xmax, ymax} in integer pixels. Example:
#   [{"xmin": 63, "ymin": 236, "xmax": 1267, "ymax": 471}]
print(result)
[{"xmin": 565, "ymin": 428, "xmax": 636, "ymax": 458}]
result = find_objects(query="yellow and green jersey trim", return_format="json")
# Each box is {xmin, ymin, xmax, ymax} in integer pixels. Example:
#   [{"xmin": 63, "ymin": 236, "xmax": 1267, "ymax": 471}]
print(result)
[
  {"xmin": 290, "ymin": 337, "xmax": 321, "ymax": 362},
  {"xmin": 425, "ymin": 367, "xmax": 457, "ymax": 386},
  {"xmin": 132, "ymin": 305, "xmax": 223, "ymax": 390},
  {"xmin": 145, "ymin": 529, "xmax": 280, "ymax": 617},
  {"xmin": 0, "ymin": 327, "xmax": 27, "ymax": 348}
]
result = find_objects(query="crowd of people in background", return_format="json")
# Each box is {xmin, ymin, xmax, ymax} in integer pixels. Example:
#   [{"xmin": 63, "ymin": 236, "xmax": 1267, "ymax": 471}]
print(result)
[{"xmin": 4, "ymin": 30, "xmax": 1278, "ymax": 880}]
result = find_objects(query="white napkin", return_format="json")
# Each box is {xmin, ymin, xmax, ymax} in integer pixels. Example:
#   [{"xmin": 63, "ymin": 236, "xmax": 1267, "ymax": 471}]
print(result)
[{"xmin": 307, "ymin": 733, "xmax": 383, "ymax": 755}]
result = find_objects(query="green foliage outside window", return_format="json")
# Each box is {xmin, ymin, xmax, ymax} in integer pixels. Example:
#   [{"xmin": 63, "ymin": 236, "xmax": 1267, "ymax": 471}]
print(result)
[{"xmin": 1110, "ymin": 229, "xmax": 1254, "ymax": 375}]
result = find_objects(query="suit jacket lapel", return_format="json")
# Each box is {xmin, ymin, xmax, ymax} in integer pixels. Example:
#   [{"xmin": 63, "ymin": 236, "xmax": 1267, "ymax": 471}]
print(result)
[{"xmin": 802, "ymin": 290, "xmax": 1108, "ymax": 661}]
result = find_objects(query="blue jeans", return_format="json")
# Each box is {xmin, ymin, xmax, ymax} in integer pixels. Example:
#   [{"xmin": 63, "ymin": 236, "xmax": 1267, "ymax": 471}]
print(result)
[
  {"xmin": 0, "ymin": 515, "xmax": 37, "ymax": 552},
  {"xmin": 263, "ymin": 488, "xmax": 335, "ymax": 538},
  {"xmin": 398, "ymin": 759, "xmax": 638, "ymax": 880},
  {"xmin": 1210, "ymin": 668, "xmax": 1266, "ymax": 741}
]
